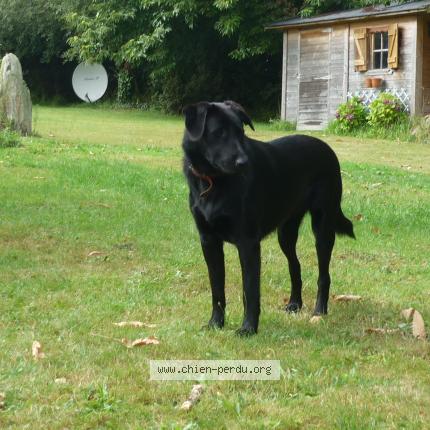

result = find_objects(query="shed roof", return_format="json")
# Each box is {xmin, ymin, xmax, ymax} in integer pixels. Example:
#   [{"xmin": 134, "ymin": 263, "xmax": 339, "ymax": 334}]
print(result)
[{"xmin": 267, "ymin": 0, "xmax": 430, "ymax": 29}]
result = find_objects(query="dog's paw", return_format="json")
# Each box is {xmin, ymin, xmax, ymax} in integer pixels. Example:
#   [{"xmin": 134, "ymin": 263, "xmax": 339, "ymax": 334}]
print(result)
[
  {"xmin": 203, "ymin": 317, "xmax": 224, "ymax": 330},
  {"xmin": 285, "ymin": 301, "xmax": 302, "ymax": 313},
  {"xmin": 312, "ymin": 308, "xmax": 328, "ymax": 316},
  {"xmin": 235, "ymin": 325, "xmax": 257, "ymax": 337},
  {"xmin": 313, "ymin": 303, "xmax": 328, "ymax": 316}
]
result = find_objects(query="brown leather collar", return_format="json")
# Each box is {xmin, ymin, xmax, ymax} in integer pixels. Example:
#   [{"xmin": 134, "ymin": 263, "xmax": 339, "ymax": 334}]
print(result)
[{"xmin": 189, "ymin": 165, "xmax": 214, "ymax": 198}]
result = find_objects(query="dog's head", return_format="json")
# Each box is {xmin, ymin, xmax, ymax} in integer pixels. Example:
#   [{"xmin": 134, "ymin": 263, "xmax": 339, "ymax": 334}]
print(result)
[{"xmin": 182, "ymin": 101, "xmax": 255, "ymax": 175}]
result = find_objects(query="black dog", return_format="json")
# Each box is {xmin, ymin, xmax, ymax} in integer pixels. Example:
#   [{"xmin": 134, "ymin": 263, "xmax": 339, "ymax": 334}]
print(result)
[{"xmin": 182, "ymin": 101, "xmax": 355, "ymax": 336}]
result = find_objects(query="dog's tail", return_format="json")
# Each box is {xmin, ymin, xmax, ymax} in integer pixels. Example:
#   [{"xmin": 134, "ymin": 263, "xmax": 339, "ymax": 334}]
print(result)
[{"xmin": 335, "ymin": 209, "xmax": 355, "ymax": 239}]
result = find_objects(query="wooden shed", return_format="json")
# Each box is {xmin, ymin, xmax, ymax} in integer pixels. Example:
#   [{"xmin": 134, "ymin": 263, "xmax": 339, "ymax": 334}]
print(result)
[{"xmin": 268, "ymin": 0, "xmax": 430, "ymax": 130}]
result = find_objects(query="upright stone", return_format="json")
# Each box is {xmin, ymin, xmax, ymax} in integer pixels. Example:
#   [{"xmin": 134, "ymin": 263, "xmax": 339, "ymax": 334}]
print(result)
[{"xmin": 0, "ymin": 53, "xmax": 32, "ymax": 135}]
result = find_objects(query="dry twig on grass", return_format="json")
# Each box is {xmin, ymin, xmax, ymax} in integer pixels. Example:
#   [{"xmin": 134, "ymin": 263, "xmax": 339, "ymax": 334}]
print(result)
[{"xmin": 180, "ymin": 384, "xmax": 204, "ymax": 411}]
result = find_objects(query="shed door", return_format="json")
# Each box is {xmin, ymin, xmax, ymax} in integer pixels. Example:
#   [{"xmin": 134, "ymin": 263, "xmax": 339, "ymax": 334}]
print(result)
[{"xmin": 297, "ymin": 30, "xmax": 330, "ymax": 130}]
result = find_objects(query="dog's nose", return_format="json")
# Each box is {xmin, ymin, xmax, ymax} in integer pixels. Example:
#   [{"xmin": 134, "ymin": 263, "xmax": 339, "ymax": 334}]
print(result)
[{"xmin": 235, "ymin": 155, "xmax": 248, "ymax": 168}]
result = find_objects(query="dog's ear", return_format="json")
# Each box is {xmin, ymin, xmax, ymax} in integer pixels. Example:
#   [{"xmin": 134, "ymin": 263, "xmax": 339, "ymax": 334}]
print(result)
[
  {"xmin": 183, "ymin": 102, "xmax": 210, "ymax": 141},
  {"xmin": 224, "ymin": 100, "xmax": 255, "ymax": 131}
]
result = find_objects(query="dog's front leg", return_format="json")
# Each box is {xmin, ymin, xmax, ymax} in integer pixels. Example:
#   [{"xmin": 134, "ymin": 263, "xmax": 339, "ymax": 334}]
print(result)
[
  {"xmin": 201, "ymin": 234, "xmax": 226, "ymax": 329},
  {"xmin": 237, "ymin": 240, "xmax": 261, "ymax": 336}
]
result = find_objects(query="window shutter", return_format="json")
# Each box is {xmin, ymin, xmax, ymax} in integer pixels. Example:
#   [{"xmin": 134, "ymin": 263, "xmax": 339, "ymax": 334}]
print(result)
[
  {"xmin": 388, "ymin": 23, "xmax": 399, "ymax": 69},
  {"xmin": 354, "ymin": 28, "xmax": 368, "ymax": 72}
]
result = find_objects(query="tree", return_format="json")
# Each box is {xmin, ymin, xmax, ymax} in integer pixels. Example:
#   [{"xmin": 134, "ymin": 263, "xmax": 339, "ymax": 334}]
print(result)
[
  {"xmin": 0, "ymin": 0, "xmax": 87, "ymax": 62},
  {"xmin": 0, "ymin": 0, "xmax": 89, "ymax": 101},
  {"xmin": 63, "ymin": 0, "xmax": 302, "ymax": 111}
]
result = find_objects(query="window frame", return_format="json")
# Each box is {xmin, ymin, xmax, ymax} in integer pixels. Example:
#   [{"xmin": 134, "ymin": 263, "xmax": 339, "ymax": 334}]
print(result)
[{"xmin": 369, "ymin": 27, "xmax": 389, "ymax": 71}]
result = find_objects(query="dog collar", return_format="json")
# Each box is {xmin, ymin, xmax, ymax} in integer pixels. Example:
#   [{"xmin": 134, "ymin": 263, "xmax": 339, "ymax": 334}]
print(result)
[{"xmin": 189, "ymin": 165, "xmax": 214, "ymax": 198}]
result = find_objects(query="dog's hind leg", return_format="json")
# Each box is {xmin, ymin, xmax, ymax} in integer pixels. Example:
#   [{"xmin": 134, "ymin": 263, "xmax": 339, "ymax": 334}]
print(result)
[
  {"xmin": 200, "ymin": 234, "xmax": 226, "ymax": 329},
  {"xmin": 278, "ymin": 214, "xmax": 305, "ymax": 313},
  {"xmin": 310, "ymin": 209, "xmax": 335, "ymax": 315}
]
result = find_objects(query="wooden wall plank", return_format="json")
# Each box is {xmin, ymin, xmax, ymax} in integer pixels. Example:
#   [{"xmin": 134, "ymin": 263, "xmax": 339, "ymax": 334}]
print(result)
[
  {"xmin": 285, "ymin": 30, "xmax": 299, "ymax": 123},
  {"xmin": 422, "ymin": 18, "xmax": 430, "ymax": 113},
  {"xmin": 281, "ymin": 31, "xmax": 288, "ymax": 120},
  {"xmin": 415, "ymin": 15, "xmax": 423, "ymax": 115}
]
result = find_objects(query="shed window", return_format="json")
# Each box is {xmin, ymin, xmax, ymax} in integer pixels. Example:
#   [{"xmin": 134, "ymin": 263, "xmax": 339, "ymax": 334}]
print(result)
[
  {"xmin": 372, "ymin": 31, "xmax": 389, "ymax": 69},
  {"xmin": 354, "ymin": 24, "xmax": 398, "ymax": 72}
]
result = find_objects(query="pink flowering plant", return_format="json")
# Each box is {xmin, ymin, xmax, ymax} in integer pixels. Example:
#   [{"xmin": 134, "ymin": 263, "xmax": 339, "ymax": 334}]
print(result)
[
  {"xmin": 367, "ymin": 93, "xmax": 406, "ymax": 127},
  {"xmin": 333, "ymin": 96, "xmax": 367, "ymax": 132}
]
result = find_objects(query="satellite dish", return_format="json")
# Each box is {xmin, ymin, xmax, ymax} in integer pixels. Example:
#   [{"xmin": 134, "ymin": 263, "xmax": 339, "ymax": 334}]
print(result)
[{"xmin": 72, "ymin": 63, "xmax": 108, "ymax": 103}]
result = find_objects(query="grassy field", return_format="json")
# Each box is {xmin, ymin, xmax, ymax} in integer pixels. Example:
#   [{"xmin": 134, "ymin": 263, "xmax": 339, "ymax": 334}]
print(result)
[{"xmin": 0, "ymin": 105, "xmax": 429, "ymax": 429}]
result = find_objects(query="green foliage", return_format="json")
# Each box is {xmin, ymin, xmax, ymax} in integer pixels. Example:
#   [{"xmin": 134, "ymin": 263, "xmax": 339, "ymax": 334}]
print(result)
[
  {"xmin": 268, "ymin": 118, "xmax": 296, "ymax": 131},
  {"xmin": 117, "ymin": 69, "xmax": 133, "ymax": 104},
  {"xmin": 332, "ymin": 96, "xmax": 367, "ymax": 132},
  {"xmin": 367, "ymin": 93, "xmax": 406, "ymax": 128},
  {"xmin": 328, "ymin": 115, "xmax": 413, "ymax": 142},
  {"xmin": 0, "ymin": 0, "xmax": 85, "ymax": 62},
  {"xmin": 363, "ymin": 116, "xmax": 412, "ymax": 141},
  {"xmin": 62, "ymin": 0, "xmax": 299, "ymax": 114},
  {"xmin": 328, "ymin": 94, "xmax": 413, "ymax": 141},
  {"xmin": 0, "ymin": 127, "xmax": 21, "ymax": 148},
  {"xmin": 83, "ymin": 384, "xmax": 118, "ymax": 413},
  {"xmin": 64, "ymin": 1, "xmax": 162, "ymax": 67},
  {"xmin": 411, "ymin": 115, "xmax": 430, "ymax": 144}
]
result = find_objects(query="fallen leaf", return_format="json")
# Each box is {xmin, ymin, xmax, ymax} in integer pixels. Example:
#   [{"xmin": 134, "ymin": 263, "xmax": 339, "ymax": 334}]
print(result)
[
  {"xmin": 180, "ymin": 384, "xmax": 204, "ymax": 411},
  {"xmin": 371, "ymin": 227, "xmax": 381, "ymax": 234},
  {"xmin": 353, "ymin": 214, "xmax": 364, "ymax": 221},
  {"xmin": 55, "ymin": 378, "xmax": 67, "ymax": 384},
  {"xmin": 121, "ymin": 336, "xmax": 160, "ymax": 348},
  {"xmin": 121, "ymin": 338, "xmax": 131, "ymax": 347},
  {"xmin": 87, "ymin": 251, "xmax": 104, "ymax": 257},
  {"xmin": 113, "ymin": 321, "xmax": 157, "ymax": 328},
  {"xmin": 369, "ymin": 182, "xmax": 383, "ymax": 188},
  {"xmin": 95, "ymin": 203, "xmax": 111, "ymax": 209},
  {"xmin": 32, "ymin": 341, "xmax": 45, "ymax": 360},
  {"xmin": 365, "ymin": 327, "xmax": 399, "ymax": 335},
  {"xmin": 401, "ymin": 308, "xmax": 415, "ymax": 320},
  {"xmin": 401, "ymin": 308, "xmax": 426, "ymax": 340},
  {"xmin": 114, "ymin": 321, "xmax": 144, "ymax": 328},
  {"xmin": 310, "ymin": 316, "xmax": 322, "ymax": 324},
  {"xmin": 333, "ymin": 294, "xmax": 362, "ymax": 302},
  {"xmin": 132, "ymin": 336, "xmax": 159, "ymax": 347},
  {"xmin": 0, "ymin": 392, "xmax": 5, "ymax": 409},
  {"xmin": 412, "ymin": 314, "xmax": 426, "ymax": 339}
]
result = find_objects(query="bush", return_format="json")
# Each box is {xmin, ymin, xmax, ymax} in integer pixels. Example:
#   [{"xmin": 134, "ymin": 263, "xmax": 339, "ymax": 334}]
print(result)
[
  {"xmin": 268, "ymin": 119, "xmax": 296, "ymax": 132},
  {"xmin": 0, "ymin": 127, "xmax": 21, "ymax": 148},
  {"xmin": 327, "ymin": 93, "xmax": 414, "ymax": 141},
  {"xmin": 367, "ymin": 93, "xmax": 406, "ymax": 128},
  {"xmin": 411, "ymin": 115, "xmax": 430, "ymax": 144},
  {"xmin": 332, "ymin": 96, "xmax": 367, "ymax": 132}
]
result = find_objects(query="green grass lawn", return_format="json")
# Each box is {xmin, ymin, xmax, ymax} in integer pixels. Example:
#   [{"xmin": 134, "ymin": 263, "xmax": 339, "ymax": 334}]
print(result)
[{"xmin": 1, "ymin": 105, "xmax": 429, "ymax": 429}]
